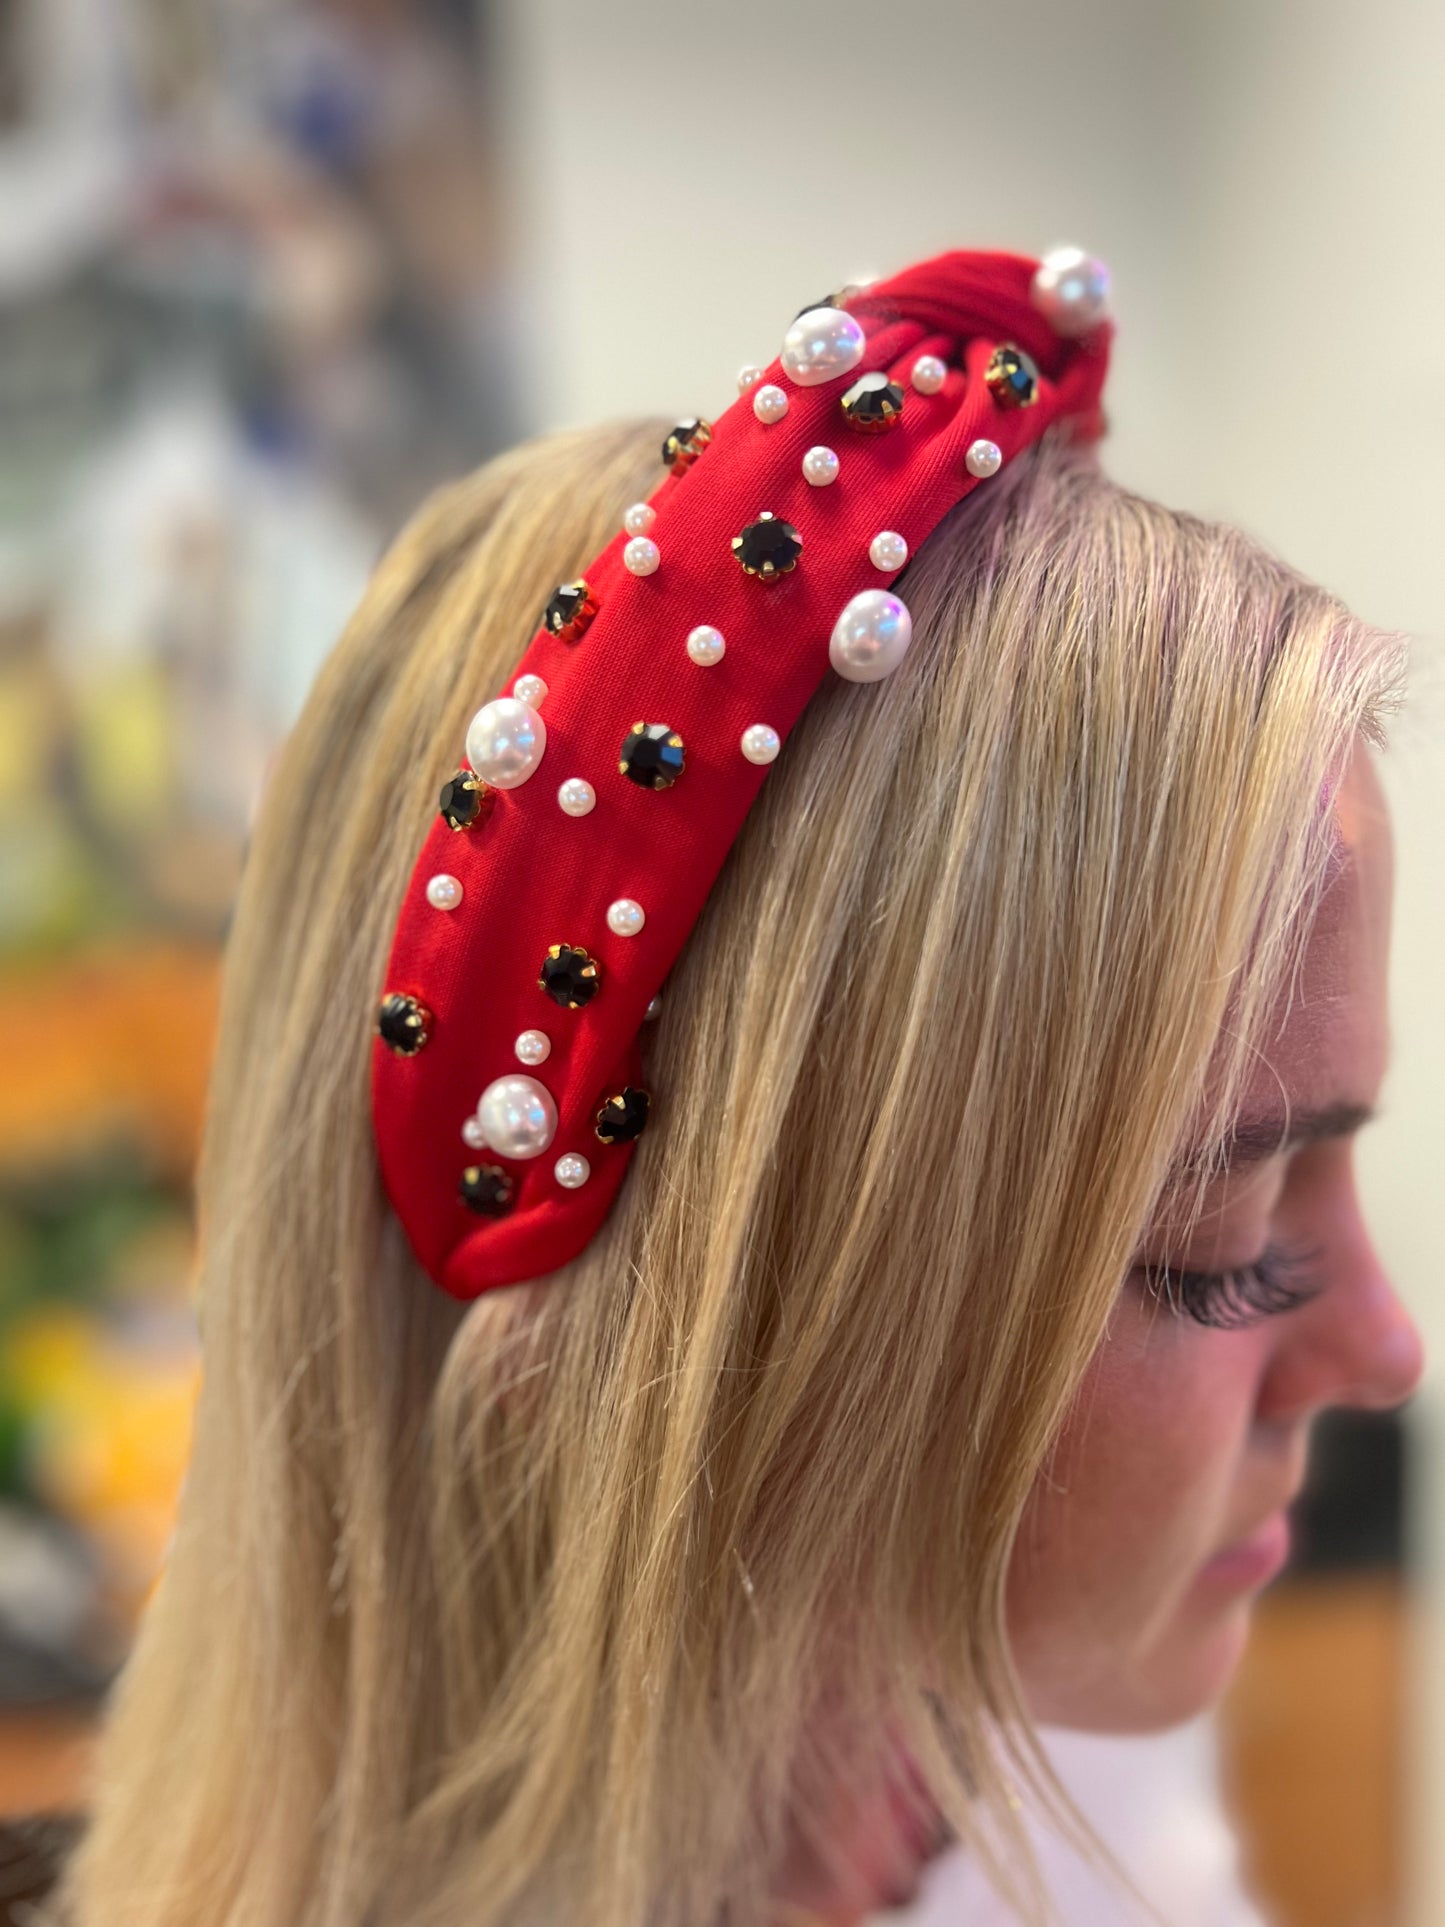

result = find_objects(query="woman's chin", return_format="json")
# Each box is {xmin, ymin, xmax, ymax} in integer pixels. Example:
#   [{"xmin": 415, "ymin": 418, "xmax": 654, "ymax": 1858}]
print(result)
[{"xmin": 1021, "ymin": 1600, "xmax": 1257, "ymax": 1735}]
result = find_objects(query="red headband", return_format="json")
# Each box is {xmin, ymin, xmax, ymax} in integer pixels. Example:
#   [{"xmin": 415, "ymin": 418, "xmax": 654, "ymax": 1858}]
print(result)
[{"xmin": 372, "ymin": 245, "xmax": 1113, "ymax": 1300}]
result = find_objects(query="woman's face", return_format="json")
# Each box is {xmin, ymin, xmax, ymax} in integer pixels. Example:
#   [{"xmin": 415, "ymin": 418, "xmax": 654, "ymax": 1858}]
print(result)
[{"xmin": 1006, "ymin": 738, "xmax": 1425, "ymax": 1733}]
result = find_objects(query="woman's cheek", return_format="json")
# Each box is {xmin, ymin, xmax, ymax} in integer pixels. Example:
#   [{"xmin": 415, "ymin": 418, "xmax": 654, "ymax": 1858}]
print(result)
[{"xmin": 1012, "ymin": 1305, "xmax": 1266, "ymax": 1664}]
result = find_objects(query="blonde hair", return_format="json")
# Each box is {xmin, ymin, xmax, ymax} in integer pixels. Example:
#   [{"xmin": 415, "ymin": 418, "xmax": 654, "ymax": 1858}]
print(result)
[{"xmin": 62, "ymin": 420, "xmax": 1405, "ymax": 1926}]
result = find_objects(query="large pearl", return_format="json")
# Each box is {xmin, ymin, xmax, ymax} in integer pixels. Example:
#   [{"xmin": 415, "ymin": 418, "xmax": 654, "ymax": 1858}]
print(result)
[
  {"xmin": 476, "ymin": 1074, "xmax": 557, "ymax": 1159},
  {"xmin": 780, "ymin": 306, "xmax": 865, "ymax": 386},
  {"xmin": 1029, "ymin": 246, "xmax": 1111, "ymax": 337},
  {"xmin": 829, "ymin": 589, "xmax": 913, "ymax": 682},
  {"xmin": 465, "ymin": 696, "xmax": 546, "ymax": 789}
]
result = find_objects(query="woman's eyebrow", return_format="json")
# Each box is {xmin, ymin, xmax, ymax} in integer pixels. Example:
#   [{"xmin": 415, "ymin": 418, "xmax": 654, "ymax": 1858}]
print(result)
[{"xmin": 1169, "ymin": 1100, "xmax": 1378, "ymax": 1183}]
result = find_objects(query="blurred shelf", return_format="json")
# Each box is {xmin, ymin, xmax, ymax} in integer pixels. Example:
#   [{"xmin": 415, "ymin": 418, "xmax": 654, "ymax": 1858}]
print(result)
[{"xmin": 1222, "ymin": 1573, "xmax": 1406, "ymax": 1927}]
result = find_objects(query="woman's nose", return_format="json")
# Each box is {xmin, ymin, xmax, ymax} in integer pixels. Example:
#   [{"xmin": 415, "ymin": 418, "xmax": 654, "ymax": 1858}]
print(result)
[{"xmin": 1258, "ymin": 1246, "xmax": 1426, "ymax": 1423}]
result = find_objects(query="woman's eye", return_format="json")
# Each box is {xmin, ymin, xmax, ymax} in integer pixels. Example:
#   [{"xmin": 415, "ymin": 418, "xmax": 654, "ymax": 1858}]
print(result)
[{"xmin": 1136, "ymin": 1241, "xmax": 1326, "ymax": 1331}]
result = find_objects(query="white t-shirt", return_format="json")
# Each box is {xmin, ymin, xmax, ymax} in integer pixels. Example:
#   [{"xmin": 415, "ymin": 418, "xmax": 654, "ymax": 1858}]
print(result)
[{"xmin": 872, "ymin": 1717, "xmax": 1268, "ymax": 1926}]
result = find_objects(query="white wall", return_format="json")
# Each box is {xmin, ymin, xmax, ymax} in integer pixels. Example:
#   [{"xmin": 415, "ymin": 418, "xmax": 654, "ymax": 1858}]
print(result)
[{"xmin": 489, "ymin": 2, "xmax": 1445, "ymax": 1912}]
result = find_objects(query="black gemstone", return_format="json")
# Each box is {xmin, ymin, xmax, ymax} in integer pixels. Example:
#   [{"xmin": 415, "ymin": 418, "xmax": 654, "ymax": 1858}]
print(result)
[
  {"xmin": 839, "ymin": 370, "xmax": 905, "ymax": 433},
  {"xmin": 595, "ymin": 1085, "xmax": 650, "ymax": 1145},
  {"xmin": 984, "ymin": 343, "xmax": 1040, "ymax": 410},
  {"xmin": 542, "ymin": 578, "xmax": 598, "ymax": 642},
  {"xmin": 619, "ymin": 721, "xmax": 686, "ymax": 790},
  {"xmin": 539, "ymin": 942, "xmax": 602, "ymax": 1008},
  {"xmin": 731, "ymin": 511, "xmax": 802, "ymax": 580},
  {"xmin": 438, "ymin": 768, "xmax": 493, "ymax": 832},
  {"xmin": 459, "ymin": 1163, "xmax": 514, "ymax": 1216},
  {"xmin": 792, "ymin": 282, "xmax": 863, "ymax": 320},
  {"xmin": 377, "ymin": 992, "xmax": 431, "ymax": 1056},
  {"xmin": 662, "ymin": 418, "xmax": 713, "ymax": 475}
]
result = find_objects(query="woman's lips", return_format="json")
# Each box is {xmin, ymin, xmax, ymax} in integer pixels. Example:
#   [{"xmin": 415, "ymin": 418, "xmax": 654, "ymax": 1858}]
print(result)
[{"xmin": 1197, "ymin": 1507, "xmax": 1293, "ymax": 1592}]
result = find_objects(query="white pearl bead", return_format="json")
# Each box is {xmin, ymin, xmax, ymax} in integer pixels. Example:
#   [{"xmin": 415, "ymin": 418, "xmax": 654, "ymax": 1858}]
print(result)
[
  {"xmin": 555, "ymin": 1152, "xmax": 590, "ymax": 1189},
  {"xmin": 737, "ymin": 364, "xmax": 764, "ymax": 392},
  {"xmin": 910, "ymin": 354, "xmax": 947, "ymax": 394},
  {"xmin": 780, "ymin": 306, "xmax": 865, "ymax": 386},
  {"xmin": 607, "ymin": 897, "xmax": 645, "ymax": 937},
  {"xmin": 476, "ymin": 1074, "xmax": 557, "ymax": 1160},
  {"xmin": 426, "ymin": 873, "xmax": 463, "ymax": 911},
  {"xmin": 558, "ymin": 777, "xmax": 596, "ymax": 817},
  {"xmin": 869, "ymin": 530, "xmax": 908, "ymax": 572},
  {"xmin": 461, "ymin": 1115, "xmax": 488, "ymax": 1149},
  {"xmin": 752, "ymin": 383, "xmax": 789, "ymax": 424},
  {"xmin": 623, "ymin": 501, "xmax": 656, "ymax": 536},
  {"xmin": 644, "ymin": 992, "xmax": 663, "ymax": 1022},
  {"xmin": 512, "ymin": 672, "xmax": 548, "ymax": 708},
  {"xmin": 465, "ymin": 696, "xmax": 545, "ymax": 790},
  {"xmin": 515, "ymin": 1029, "xmax": 551, "ymax": 1065},
  {"xmin": 802, "ymin": 445, "xmax": 840, "ymax": 486},
  {"xmin": 687, "ymin": 623, "xmax": 725, "ymax": 666},
  {"xmin": 1030, "ymin": 245, "xmax": 1111, "ymax": 337},
  {"xmin": 741, "ymin": 724, "xmax": 780, "ymax": 765},
  {"xmin": 829, "ymin": 588, "xmax": 913, "ymax": 683},
  {"xmin": 965, "ymin": 439, "xmax": 1003, "ymax": 478},
  {"xmin": 624, "ymin": 535, "xmax": 660, "ymax": 576}
]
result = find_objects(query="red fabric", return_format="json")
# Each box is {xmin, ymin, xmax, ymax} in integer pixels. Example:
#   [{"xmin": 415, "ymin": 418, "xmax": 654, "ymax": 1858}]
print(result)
[{"xmin": 372, "ymin": 248, "xmax": 1112, "ymax": 1299}]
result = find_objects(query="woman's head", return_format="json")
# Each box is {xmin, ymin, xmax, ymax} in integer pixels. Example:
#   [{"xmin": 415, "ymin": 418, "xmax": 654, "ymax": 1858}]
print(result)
[{"xmin": 67, "ymin": 419, "xmax": 1421, "ymax": 1926}]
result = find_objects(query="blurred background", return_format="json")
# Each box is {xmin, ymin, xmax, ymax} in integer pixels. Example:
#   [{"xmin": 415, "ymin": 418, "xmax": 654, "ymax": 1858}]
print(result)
[{"xmin": 0, "ymin": 2, "xmax": 1440, "ymax": 1923}]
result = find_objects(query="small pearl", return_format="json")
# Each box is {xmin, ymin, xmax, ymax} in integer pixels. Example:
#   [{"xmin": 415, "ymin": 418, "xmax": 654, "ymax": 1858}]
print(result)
[
  {"xmin": 461, "ymin": 1115, "xmax": 488, "ymax": 1149},
  {"xmin": 741, "ymin": 724, "xmax": 780, "ymax": 765},
  {"xmin": 829, "ymin": 588, "xmax": 913, "ymax": 682},
  {"xmin": 465, "ymin": 696, "xmax": 546, "ymax": 790},
  {"xmin": 512, "ymin": 673, "xmax": 548, "ymax": 708},
  {"xmin": 476, "ymin": 1074, "xmax": 557, "ymax": 1160},
  {"xmin": 555, "ymin": 1152, "xmax": 591, "ymax": 1189},
  {"xmin": 966, "ymin": 439, "xmax": 1003, "ymax": 478},
  {"xmin": 624, "ymin": 535, "xmax": 660, "ymax": 576},
  {"xmin": 644, "ymin": 992, "xmax": 663, "ymax": 1021},
  {"xmin": 869, "ymin": 530, "xmax": 908, "ymax": 572},
  {"xmin": 737, "ymin": 364, "xmax": 764, "ymax": 392},
  {"xmin": 911, "ymin": 354, "xmax": 947, "ymax": 394},
  {"xmin": 558, "ymin": 777, "xmax": 596, "ymax": 817},
  {"xmin": 753, "ymin": 382, "xmax": 789, "ymax": 424},
  {"xmin": 607, "ymin": 898, "xmax": 645, "ymax": 937},
  {"xmin": 426, "ymin": 873, "xmax": 463, "ymax": 911},
  {"xmin": 515, "ymin": 1029, "xmax": 551, "ymax": 1065},
  {"xmin": 802, "ymin": 445, "xmax": 840, "ymax": 486},
  {"xmin": 687, "ymin": 623, "xmax": 726, "ymax": 666},
  {"xmin": 623, "ymin": 501, "xmax": 656, "ymax": 536},
  {"xmin": 1030, "ymin": 245, "xmax": 1111, "ymax": 337},
  {"xmin": 781, "ymin": 306, "xmax": 866, "ymax": 386}
]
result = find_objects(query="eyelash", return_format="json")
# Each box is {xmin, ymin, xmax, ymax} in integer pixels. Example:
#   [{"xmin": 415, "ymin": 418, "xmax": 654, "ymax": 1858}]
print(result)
[{"xmin": 1138, "ymin": 1242, "xmax": 1326, "ymax": 1331}]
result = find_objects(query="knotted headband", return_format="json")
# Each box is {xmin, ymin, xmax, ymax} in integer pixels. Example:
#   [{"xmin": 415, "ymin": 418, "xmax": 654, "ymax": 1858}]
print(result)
[{"xmin": 372, "ymin": 245, "xmax": 1113, "ymax": 1300}]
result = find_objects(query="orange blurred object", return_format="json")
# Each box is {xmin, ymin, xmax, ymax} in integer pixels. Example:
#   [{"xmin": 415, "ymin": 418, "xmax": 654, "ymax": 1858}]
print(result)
[{"xmin": 0, "ymin": 942, "xmax": 220, "ymax": 1176}]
